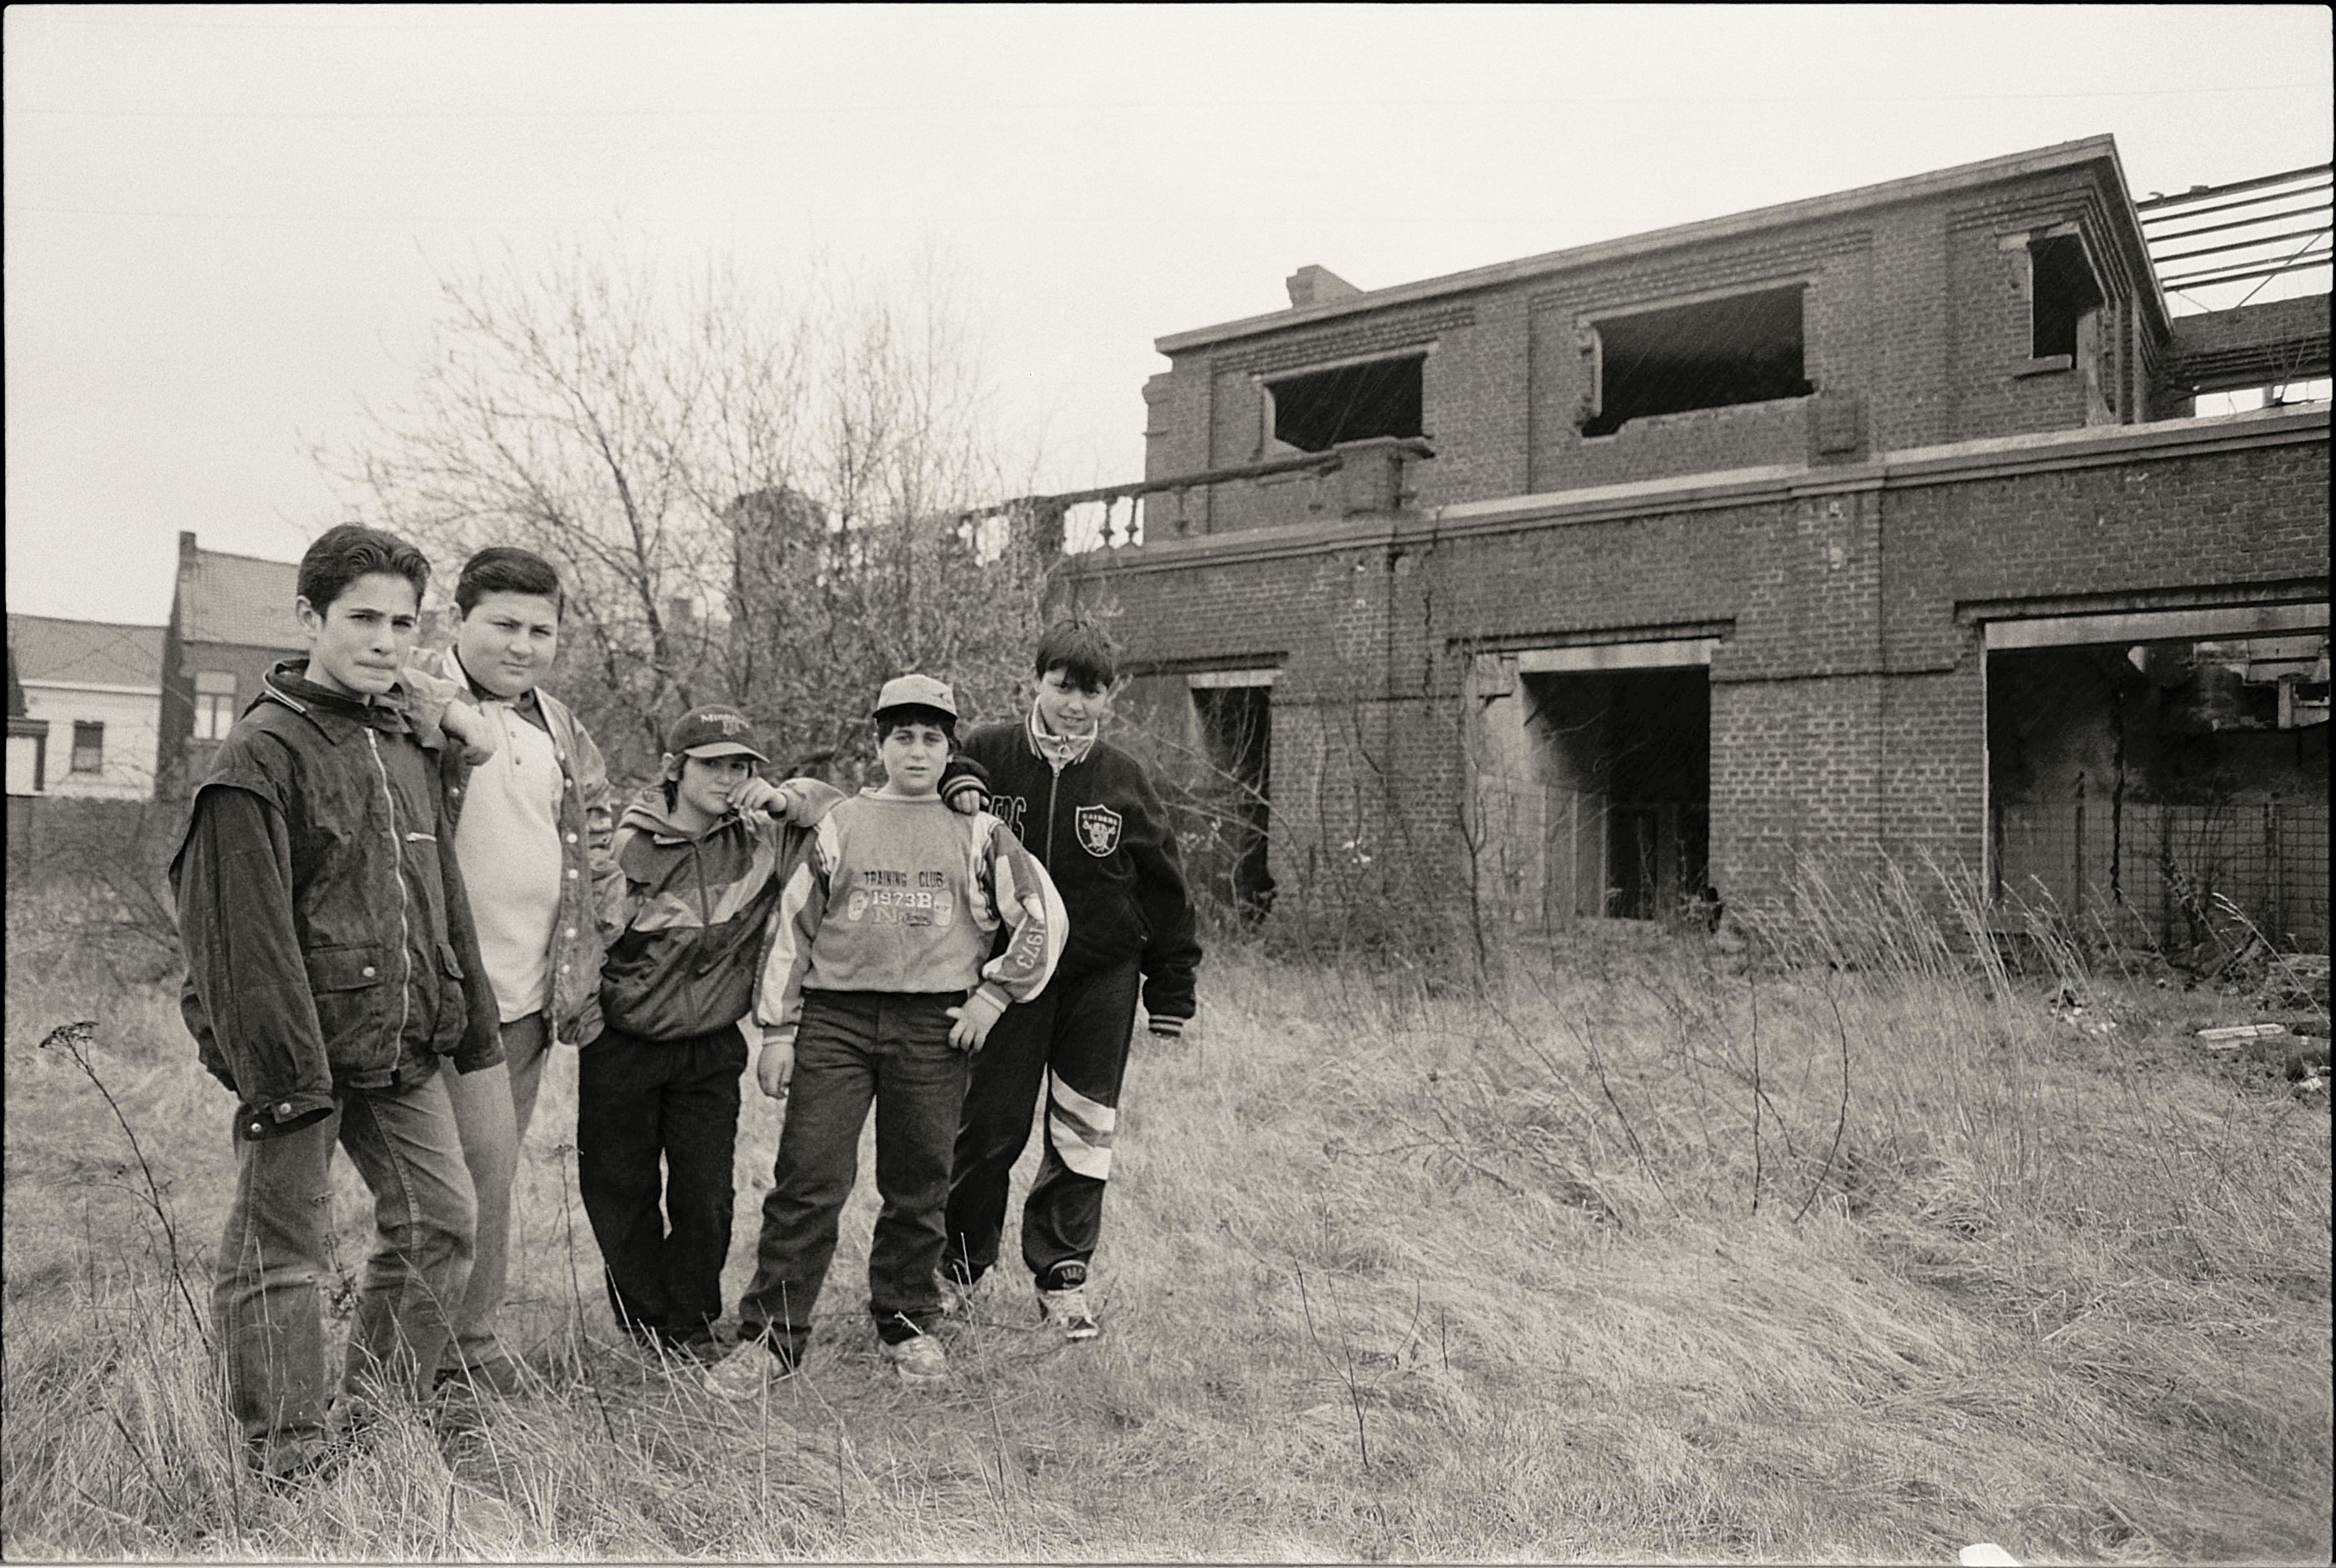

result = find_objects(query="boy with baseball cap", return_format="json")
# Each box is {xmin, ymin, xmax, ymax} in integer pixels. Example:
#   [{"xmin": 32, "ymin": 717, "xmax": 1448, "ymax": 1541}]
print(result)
[
  {"xmin": 580, "ymin": 703, "xmax": 846, "ymax": 1363},
  {"xmin": 706, "ymin": 674, "xmax": 1063, "ymax": 1393}
]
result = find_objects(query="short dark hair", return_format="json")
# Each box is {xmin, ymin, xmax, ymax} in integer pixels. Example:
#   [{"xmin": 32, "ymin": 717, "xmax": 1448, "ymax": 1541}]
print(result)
[
  {"xmin": 456, "ymin": 546, "xmax": 564, "ymax": 617},
  {"xmin": 298, "ymin": 524, "xmax": 430, "ymax": 616},
  {"xmin": 1034, "ymin": 618, "xmax": 1117, "ymax": 690},
  {"xmin": 873, "ymin": 706, "xmax": 957, "ymax": 746}
]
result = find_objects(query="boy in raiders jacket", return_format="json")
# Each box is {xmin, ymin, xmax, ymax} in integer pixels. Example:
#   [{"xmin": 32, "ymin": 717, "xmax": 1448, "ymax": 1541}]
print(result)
[{"xmin": 941, "ymin": 619, "xmax": 1202, "ymax": 1341}]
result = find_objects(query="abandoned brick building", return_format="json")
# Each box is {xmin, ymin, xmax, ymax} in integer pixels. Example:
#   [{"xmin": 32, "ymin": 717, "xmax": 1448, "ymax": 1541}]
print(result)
[{"xmin": 1041, "ymin": 137, "xmax": 2331, "ymax": 947}]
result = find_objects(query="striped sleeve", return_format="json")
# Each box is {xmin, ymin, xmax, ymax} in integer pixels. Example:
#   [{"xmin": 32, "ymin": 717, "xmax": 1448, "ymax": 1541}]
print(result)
[
  {"xmin": 751, "ymin": 813, "xmax": 841, "ymax": 1048},
  {"xmin": 972, "ymin": 817, "xmax": 1066, "ymax": 1011}
]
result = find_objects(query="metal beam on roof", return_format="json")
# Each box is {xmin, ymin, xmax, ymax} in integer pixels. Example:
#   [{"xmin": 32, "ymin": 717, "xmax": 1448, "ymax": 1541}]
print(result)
[{"xmin": 2134, "ymin": 163, "xmax": 2334, "ymax": 211}]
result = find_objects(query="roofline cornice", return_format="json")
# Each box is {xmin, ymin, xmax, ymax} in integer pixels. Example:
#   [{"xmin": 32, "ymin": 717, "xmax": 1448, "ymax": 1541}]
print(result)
[
  {"xmin": 1076, "ymin": 405, "xmax": 2328, "ymax": 576},
  {"xmin": 1158, "ymin": 136, "xmax": 2144, "ymax": 354}
]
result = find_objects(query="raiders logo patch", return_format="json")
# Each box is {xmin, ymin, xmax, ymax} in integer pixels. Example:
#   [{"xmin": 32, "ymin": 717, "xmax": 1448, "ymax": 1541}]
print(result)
[{"xmin": 1074, "ymin": 804, "xmax": 1123, "ymax": 858}]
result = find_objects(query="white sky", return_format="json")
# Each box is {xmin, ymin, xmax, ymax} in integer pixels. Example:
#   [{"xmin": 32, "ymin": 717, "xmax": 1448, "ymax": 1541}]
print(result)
[{"xmin": 6, "ymin": 3, "xmax": 2330, "ymax": 626}]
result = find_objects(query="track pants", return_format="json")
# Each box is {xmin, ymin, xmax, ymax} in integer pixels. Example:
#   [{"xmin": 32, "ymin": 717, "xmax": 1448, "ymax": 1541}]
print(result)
[{"xmin": 943, "ymin": 959, "xmax": 1139, "ymax": 1289}]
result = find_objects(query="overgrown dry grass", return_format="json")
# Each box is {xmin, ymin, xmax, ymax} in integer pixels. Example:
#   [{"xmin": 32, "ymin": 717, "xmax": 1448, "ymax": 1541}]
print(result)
[{"xmin": 4, "ymin": 875, "xmax": 2329, "ymax": 1562}]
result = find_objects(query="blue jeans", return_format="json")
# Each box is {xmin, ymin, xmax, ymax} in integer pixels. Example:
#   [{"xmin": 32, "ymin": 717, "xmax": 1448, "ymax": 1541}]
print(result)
[
  {"xmin": 738, "ymin": 991, "xmax": 972, "ymax": 1354},
  {"xmin": 213, "ymin": 1067, "xmax": 474, "ymax": 1469},
  {"xmin": 440, "ymin": 1011, "xmax": 553, "ymax": 1375}
]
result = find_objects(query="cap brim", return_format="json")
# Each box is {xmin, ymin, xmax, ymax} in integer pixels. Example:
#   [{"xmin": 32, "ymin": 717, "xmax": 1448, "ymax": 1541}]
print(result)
[{"xmin": 681, "ymin": 742, "xmax": 769, "ymax": 763}]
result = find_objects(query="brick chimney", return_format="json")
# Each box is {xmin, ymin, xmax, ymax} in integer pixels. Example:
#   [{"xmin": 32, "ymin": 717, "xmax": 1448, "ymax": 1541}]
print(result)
[{"xmin": 1286, "ymin": 265, "xmax": 1361, "ymax": 310}]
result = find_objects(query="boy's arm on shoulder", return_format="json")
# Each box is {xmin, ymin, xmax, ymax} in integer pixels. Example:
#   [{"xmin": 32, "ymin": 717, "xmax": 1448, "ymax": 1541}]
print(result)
[
  {"xmin": 751, "ymin": 817, "xmax": 839, "ymax": 1049},
  {"xmin": 173, "ymin": 782, "xmax": 336, "ymax": 1135},
  {"xmin": 974, "ymin": 818, "xmax": 1067, "ymax": 1007},
  {"xmin": 1119, "ymin": 755, "xmax": 1203, "ymax": 1022}
]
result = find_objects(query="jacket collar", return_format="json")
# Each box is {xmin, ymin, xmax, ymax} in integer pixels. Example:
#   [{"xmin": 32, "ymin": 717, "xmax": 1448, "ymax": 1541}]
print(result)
[
  {"xmin": 1025, "ymin": 700, "xmax": 1098, "ymax": 773},
  {"xmin": 259, "ymin": 659, "xmax": 417, "ymax": 741}
]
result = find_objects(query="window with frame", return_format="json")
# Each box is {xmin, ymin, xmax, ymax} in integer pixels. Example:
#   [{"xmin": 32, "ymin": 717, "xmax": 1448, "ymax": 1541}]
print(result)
[
  {"xmin": 195, "ymin": 669, "xmax": 237, "ymax": 741},
  {"xmin": 1579, "ymin": 284, "xmax": 1813, "ymax": 437},
  {"xmin": 71, "ymin": 720, "xmax": 105, "ymax": 774}
]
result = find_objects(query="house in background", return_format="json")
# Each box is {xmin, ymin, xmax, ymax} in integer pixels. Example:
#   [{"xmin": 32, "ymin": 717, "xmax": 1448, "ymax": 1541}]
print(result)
[
  {"xmin": 5, "ymin": 613, "xmax": 167, "ymax": 800},
  {"xmin": 159, "ymin": 531, "xmax": 304, "ymax": 797},
  {"xmin": 7, "ymin": 639, "xmax": 49, "ymax": 797}
]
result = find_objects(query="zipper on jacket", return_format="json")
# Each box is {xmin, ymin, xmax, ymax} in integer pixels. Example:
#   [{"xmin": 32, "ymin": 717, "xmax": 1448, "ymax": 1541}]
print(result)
[
  {"xmin": 1043, "ymin": 770, "xmax": 1061, "ymax": 870},
  {"xmin": 365, "ymin": 729, "xmax": 414, "ymax": 1053}
]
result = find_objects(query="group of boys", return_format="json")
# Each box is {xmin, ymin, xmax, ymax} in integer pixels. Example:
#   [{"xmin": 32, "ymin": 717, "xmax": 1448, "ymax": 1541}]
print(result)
[{"xmin": 174, "ymin": 524, "xmax": 1201, "ymax": 1478}]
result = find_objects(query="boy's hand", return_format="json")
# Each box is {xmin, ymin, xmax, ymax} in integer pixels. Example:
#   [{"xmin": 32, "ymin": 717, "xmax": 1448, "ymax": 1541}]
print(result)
[
  {"xmin": 946, "ymin": 991, "xmax": 1006, "ymax": 1052},
  {"xmin": 731, "ymin": 777, "xmax": 786, "ymax": 816},
  {"xmin": 437, "ymin": 699, "xmax": 500, "ymax": 766},
  {"xmin": 941, "ymin": 756, "xmax": 990, "ymax": 817},
  {"xmin": 755, "ymin": 1040, "xmax": 796, "ymax": 1100}
]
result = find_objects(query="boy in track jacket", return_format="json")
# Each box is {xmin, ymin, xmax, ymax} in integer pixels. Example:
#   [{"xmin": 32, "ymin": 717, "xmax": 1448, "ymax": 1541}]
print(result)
[
  {"xmin": 706, "ymin": 675, "xmax": 1064, "ymax": 1393},
  {"xmin": 585, "ymin": 701, "xmax": 992, "ymax": 1362},
  {"xmin": 941, "ymin": 619, "xmax": 1202, "ymax": 1341},
  {"xmin": 583, "ymin": 704, "xmax": 843, "ymax": 1362},
  {"xmin": 171, "ymin": 524, "xmax": 503, "ymax": 1480}
]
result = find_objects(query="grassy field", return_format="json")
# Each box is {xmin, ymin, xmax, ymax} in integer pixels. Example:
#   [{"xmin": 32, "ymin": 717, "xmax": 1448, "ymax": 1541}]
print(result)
[{"xmin": 3, "ymin": 887, "xmax": 2329, "ymax": 1563}]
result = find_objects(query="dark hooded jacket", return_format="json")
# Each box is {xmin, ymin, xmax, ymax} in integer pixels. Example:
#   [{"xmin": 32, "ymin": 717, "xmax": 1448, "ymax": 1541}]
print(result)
[
  {"xmin": 169, "ymin": 660, "xmax": 504, "ymax": 1140},
  {"xmin": 598, "ymin": 778, "xmax": 846, "ymax": 1042}
]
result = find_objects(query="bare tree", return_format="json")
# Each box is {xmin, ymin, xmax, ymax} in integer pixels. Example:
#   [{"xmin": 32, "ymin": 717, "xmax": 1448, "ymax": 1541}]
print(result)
[{"xmin": 320, "ymin": 236, "xmax": 1055, "ymax": 785}]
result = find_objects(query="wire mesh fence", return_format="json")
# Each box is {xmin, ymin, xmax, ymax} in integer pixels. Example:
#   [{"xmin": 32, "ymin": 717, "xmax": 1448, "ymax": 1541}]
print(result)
[{"xmin": 1994, "ymin": 795, "xmax": 2330, "ymax": 952}]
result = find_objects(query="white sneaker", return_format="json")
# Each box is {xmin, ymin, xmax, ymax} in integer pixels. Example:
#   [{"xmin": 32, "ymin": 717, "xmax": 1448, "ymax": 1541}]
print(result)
[
  {"xmin": 1037, "ymin": 1283, "xmax": 1101, "ymax": 1341},
  {"xmin": 703, "ymin": 1342, "xmax": 796, "ymax": 1401},
  {"xmin": 883, "ymin": 1333, "xmax": 950, "ymax": 1384},
  {"xmin": 937, "ymin": 1271, "xmax": 978, "ymax": 1318}
]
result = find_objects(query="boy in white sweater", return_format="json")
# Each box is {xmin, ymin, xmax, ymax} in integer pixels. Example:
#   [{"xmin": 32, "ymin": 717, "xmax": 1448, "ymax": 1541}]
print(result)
[{"xmin": 706, "ymin": 675, "xmax": 1063, "ymax": 1392}]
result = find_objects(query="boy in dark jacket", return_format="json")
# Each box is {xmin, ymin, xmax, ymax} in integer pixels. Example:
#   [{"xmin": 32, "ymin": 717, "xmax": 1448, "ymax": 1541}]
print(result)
[
  {"xmin": 941, "ymin": 620, "xmax": 1202, "ymax": 1341},
  {"xmin": 583, "ymin": 702, "xmax": 990, "ymax": 1361},
  {"xmin": 583, "ymin": 704, "xmax": 842, "ymax": 1362},
  {"xmin": 171, "ymin": 524, "xmax": 504, "ymax": 1480}
]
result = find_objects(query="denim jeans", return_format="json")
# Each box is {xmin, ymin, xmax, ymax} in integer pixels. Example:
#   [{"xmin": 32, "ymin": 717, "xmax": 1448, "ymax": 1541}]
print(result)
[
  {"xmin": 576, "ymin": 1024, "xmax": 746, "ymax": 1341},
  {"xmin": 213, "ymin": 1067, "xmax": 475, "ymax": 1469},
  {"xmin": 440, "ymin": 1011, "xmax": 552, "ymax": 1376},
  {"xmin": 945, "ymin": 959, "xmax": 1139, "ymax": 1289},
  {"xmin": 738, "ymin": 991, "xmax": 972, "ymax": 1353}
]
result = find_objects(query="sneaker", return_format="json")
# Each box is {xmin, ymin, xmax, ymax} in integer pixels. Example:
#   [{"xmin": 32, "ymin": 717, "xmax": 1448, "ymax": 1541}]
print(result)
[
  {"xmin": 1036, "ymin": 1283, "xmax": 1101, "ymax": 1341},
  {"xmin": 937, "ymin": 1269, "xmax": 979, "ymax": 1318},
  {"xmin": 882, "ymin": 1332, "xmax": 951, "ymax": 1384},
  {"xmin": 435, "ymin": 1354, "xmax": 536, "ymax": 1399},
  {"xmin": 703, "ymin": 1341, "xmax": 798, "ymax": 1401}
]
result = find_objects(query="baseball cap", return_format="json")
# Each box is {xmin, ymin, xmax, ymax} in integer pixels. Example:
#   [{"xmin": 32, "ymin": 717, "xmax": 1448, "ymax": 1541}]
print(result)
[
  {"xmin": 872, "ymin": 674, "xmax": 958, "ymax": 720},
  {"xmin": 664, "ymin": 704, "xmax": 769, "ymax": 763}
]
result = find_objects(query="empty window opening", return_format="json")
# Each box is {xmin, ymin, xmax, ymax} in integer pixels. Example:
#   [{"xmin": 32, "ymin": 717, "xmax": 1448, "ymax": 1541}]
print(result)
[
  {"xmin": 71, "ymin": 721, "xmax": 105, "ymax": 774},
  {"xmin": 1581, "ymin": 285, "xmax": 1811, "ymax": 437},
  {"xmin": 1987, "ymin": 632, "xmax": 2329, "ymax": 949},
  {"xmin": 1193, "ymin": 683, "xmax": 1275, "ymax": 918},
  {"xmin": 1266, "ymin": 354, "xmax": 1424, "ymax": 453},
  {"xmin": 1518, "ymin": 666, "xmax": 1711, "ymax": 922},
  {"xmin": 2029, "ymin": 234, "xmax": 2104, "ymax": 360}
]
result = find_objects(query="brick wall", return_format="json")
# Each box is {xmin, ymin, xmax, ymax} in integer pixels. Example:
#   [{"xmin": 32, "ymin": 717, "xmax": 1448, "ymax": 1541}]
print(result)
[
  {"xmin": 1144, "ymin": 161, "xmax": 2154, "ymax": 522},
  {"xmin": 1086, "ymin": 415, "xmax": 2328, "ymax": 928}
]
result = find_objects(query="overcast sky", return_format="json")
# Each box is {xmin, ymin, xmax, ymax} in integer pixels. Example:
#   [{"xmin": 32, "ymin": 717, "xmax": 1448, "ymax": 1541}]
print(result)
[{"xmin": 6, "ymin": 3, "xmax": 2330, "ymax": 627}]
